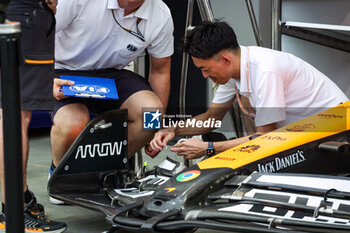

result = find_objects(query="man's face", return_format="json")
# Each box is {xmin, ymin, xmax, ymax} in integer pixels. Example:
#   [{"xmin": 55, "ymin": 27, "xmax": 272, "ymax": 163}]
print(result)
[{"xmin": 192, "ymin": 53, "xmax": 238, "ymax": 85}]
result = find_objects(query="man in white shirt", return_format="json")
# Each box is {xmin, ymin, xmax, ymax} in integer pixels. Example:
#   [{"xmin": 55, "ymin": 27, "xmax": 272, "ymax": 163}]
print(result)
[
  {"xmin": 145, "ymin": 20, "xmax": 348, "ymax": 159},
  {"xmin": 50, "ymin": 0, "xmax": 173, "ymax": 185}
]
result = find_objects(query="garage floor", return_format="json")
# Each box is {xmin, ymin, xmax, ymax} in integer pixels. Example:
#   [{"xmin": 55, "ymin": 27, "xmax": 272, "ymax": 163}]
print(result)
[{"xmin": 2, "ymin": 128, "xmax": 229, "ymax": 233}]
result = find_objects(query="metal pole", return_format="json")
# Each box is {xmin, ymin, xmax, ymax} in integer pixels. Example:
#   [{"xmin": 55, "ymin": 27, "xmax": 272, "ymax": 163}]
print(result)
[
  {"xmin": 133, "ymin": 57, "xmax": 145, "ymax": 177},
  {"xmin": 0, "ymin": 22, "xmax": 24, "ymax": 233},
  {"xmin": 196, "ymin": 0, "xmax": 214, "ymax": 21},
  {"xmin": 179, "ymin": 0, "xmax": 194, "ymax": 117},
  {"xmin": 271, "ymin": 0, "xmax": 281, "ymax": 50},
  {"xmin": 180, "ymin": 0, "xmax": 195, "ymax": 167},
  {"xmin": 245, "ymin": 0, "xmax": 263, "ymax": 47}
]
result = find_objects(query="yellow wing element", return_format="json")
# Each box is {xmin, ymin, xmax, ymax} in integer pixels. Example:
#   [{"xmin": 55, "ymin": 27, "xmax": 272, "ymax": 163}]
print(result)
[{"xmin": 198, "ymin": 101, "xmax": 350, "ymax": 170}]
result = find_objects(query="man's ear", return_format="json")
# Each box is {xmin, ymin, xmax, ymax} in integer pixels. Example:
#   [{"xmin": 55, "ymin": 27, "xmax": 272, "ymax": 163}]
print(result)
[{"xmin": 221, "ymin": 53, "xmax": 232, "ymax": 66}]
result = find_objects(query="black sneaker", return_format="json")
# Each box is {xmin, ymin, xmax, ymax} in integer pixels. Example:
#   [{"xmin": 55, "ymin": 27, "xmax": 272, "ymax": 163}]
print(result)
[
  {"xmin": 24, "ymin": 211, "xmax": 67, "ymax": 233},
  {"xmin": 25, "ymin": 190, "xmax": 45, "ymax": 217},
  {"xmin": 0, "ymin": 210, "xmax": 67, "ymax": 233}
]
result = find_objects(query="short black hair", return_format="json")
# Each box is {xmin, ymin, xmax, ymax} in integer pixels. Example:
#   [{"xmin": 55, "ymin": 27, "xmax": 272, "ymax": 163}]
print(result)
[{"xmin": 182, "ymin": 20, "xmax": 239, "ymax": 59}]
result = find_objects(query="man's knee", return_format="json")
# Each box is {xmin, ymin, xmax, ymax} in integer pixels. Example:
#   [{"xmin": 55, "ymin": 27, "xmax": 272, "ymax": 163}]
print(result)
[
  {"xmin": 52, "ymin": 112, "xmax": 90, "ymax": 139},
  {"xmin": 52, "ymin": 119, "xmax": 88, "ymax": 137}
]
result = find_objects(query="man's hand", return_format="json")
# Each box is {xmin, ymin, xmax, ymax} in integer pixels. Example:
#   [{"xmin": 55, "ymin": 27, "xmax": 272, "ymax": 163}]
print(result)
[
  {"xmin": 144, "ymin": 130, "xmax": 175, "ymax": 158},
  {"xmin": 171, "ymin": 137, "xmax": 207, "ymax": 160},
  {"xmin": 53, "ymin": 78, "xmax": 74, "ymax": 100},
  {"xmin": 45, "ymin": 0, "xmax": 58, "ymax": 14},
  {"xmin": 144, "ymin": 144, "xmax": 161, "ymax": 158}
]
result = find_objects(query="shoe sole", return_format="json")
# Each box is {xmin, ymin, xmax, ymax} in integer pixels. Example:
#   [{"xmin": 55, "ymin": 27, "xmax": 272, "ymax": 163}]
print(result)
[
  {"xmin": 25, "ymin": 226, "xmax": 67, "ymax": 233},
  {"xmin": 49, "ymin": 196, "xmax": 65, "ymax": 205},
  {"xmin": 0, "ymin": 225, "xmax": 67, "ymax": 233}
]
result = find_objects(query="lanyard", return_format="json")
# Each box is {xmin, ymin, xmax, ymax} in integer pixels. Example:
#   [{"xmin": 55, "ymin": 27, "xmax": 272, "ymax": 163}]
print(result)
[
  {"xmin": 234, "ymin": 48, "xmax": 256, "ymax": 119},
  {"xmin": 111, "ymin": 10, "xmax": 145, "ymax": 42}
]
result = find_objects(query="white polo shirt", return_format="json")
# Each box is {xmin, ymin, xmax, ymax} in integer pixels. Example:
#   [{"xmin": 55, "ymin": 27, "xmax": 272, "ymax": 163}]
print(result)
[
  {"xmin": 213, "ymin": 46, "xmax": 348, "ymax": 127},
  {"xmin": 55, "ymin": 0, "xmax": 174, "ymax": 70}
]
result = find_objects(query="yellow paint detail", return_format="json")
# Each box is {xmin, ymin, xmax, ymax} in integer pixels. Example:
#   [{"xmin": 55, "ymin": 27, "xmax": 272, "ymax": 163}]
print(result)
[
  {"xmin": 25, "ymin": 59, "xmax": 54, "ymax": 64},
  {"xmin": 198, "ymin": 101, "xmax": 350, "ymax": 170},
  {"xmin": 164, "ymin": 187, "xmax": 176, "ymax": 193},
  {"xmin": 0, "ymin": 223, "xmax": 5, "ymax": 230}
]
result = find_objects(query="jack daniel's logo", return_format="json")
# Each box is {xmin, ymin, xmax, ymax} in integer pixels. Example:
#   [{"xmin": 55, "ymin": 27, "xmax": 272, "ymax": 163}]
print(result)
[{"xmin": 257, "ymin": 150, "xmax": 306, "ymax": 173}]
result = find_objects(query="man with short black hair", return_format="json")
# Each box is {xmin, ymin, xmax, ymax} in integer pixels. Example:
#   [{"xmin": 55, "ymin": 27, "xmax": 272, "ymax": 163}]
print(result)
[{"xmin": 146, "ymin": 20, "xmax": 348, "ymax": 159}]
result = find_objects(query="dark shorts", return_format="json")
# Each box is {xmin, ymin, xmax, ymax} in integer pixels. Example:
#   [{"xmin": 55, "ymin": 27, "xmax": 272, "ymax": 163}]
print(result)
[
  {"xmin": 52, "ymin": 69, "xmax": 152, "ymax": 117},
  {"xmin": 0, "ymin": 1, "xmax": 55, "ymax": 110}
]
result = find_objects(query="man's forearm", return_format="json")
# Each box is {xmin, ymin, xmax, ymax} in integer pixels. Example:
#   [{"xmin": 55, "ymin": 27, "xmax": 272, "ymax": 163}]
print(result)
[
  {"xmin": 149, "ymin": 56, "xmax": 171, "ymax": 108},
  {"xmin": 150, "ymin": 74, "xmax": 170, "ymax": 108},
  {"xmin": 213, "ymin": 136, "xmax": 250, "ymax": 153},
  {"xmin": 212, "ymin": 123, "xmax": 277, "ymax": 154}
]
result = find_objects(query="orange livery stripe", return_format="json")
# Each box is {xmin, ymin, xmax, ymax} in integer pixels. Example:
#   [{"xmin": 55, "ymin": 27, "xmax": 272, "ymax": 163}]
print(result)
[{"xmin": 25, "ymin": 59, "xmax": 54, "ymax": 64}]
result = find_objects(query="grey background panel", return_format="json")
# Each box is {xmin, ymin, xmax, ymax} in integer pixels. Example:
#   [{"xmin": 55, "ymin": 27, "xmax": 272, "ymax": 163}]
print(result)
[
  {"xmin": 281, "ymin": 0, "xmax": 350, "ymax": 97},
  {"xmin": 211, "ymin": 0, "xmax": 260, "ymax": 46},
  {"xmin": 282, "ymin": 0, "xmax": 350, "ymax": 25},
  {"xmin": 282, "ymin": 35, "xmax": 350, "ymax": 97}
]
